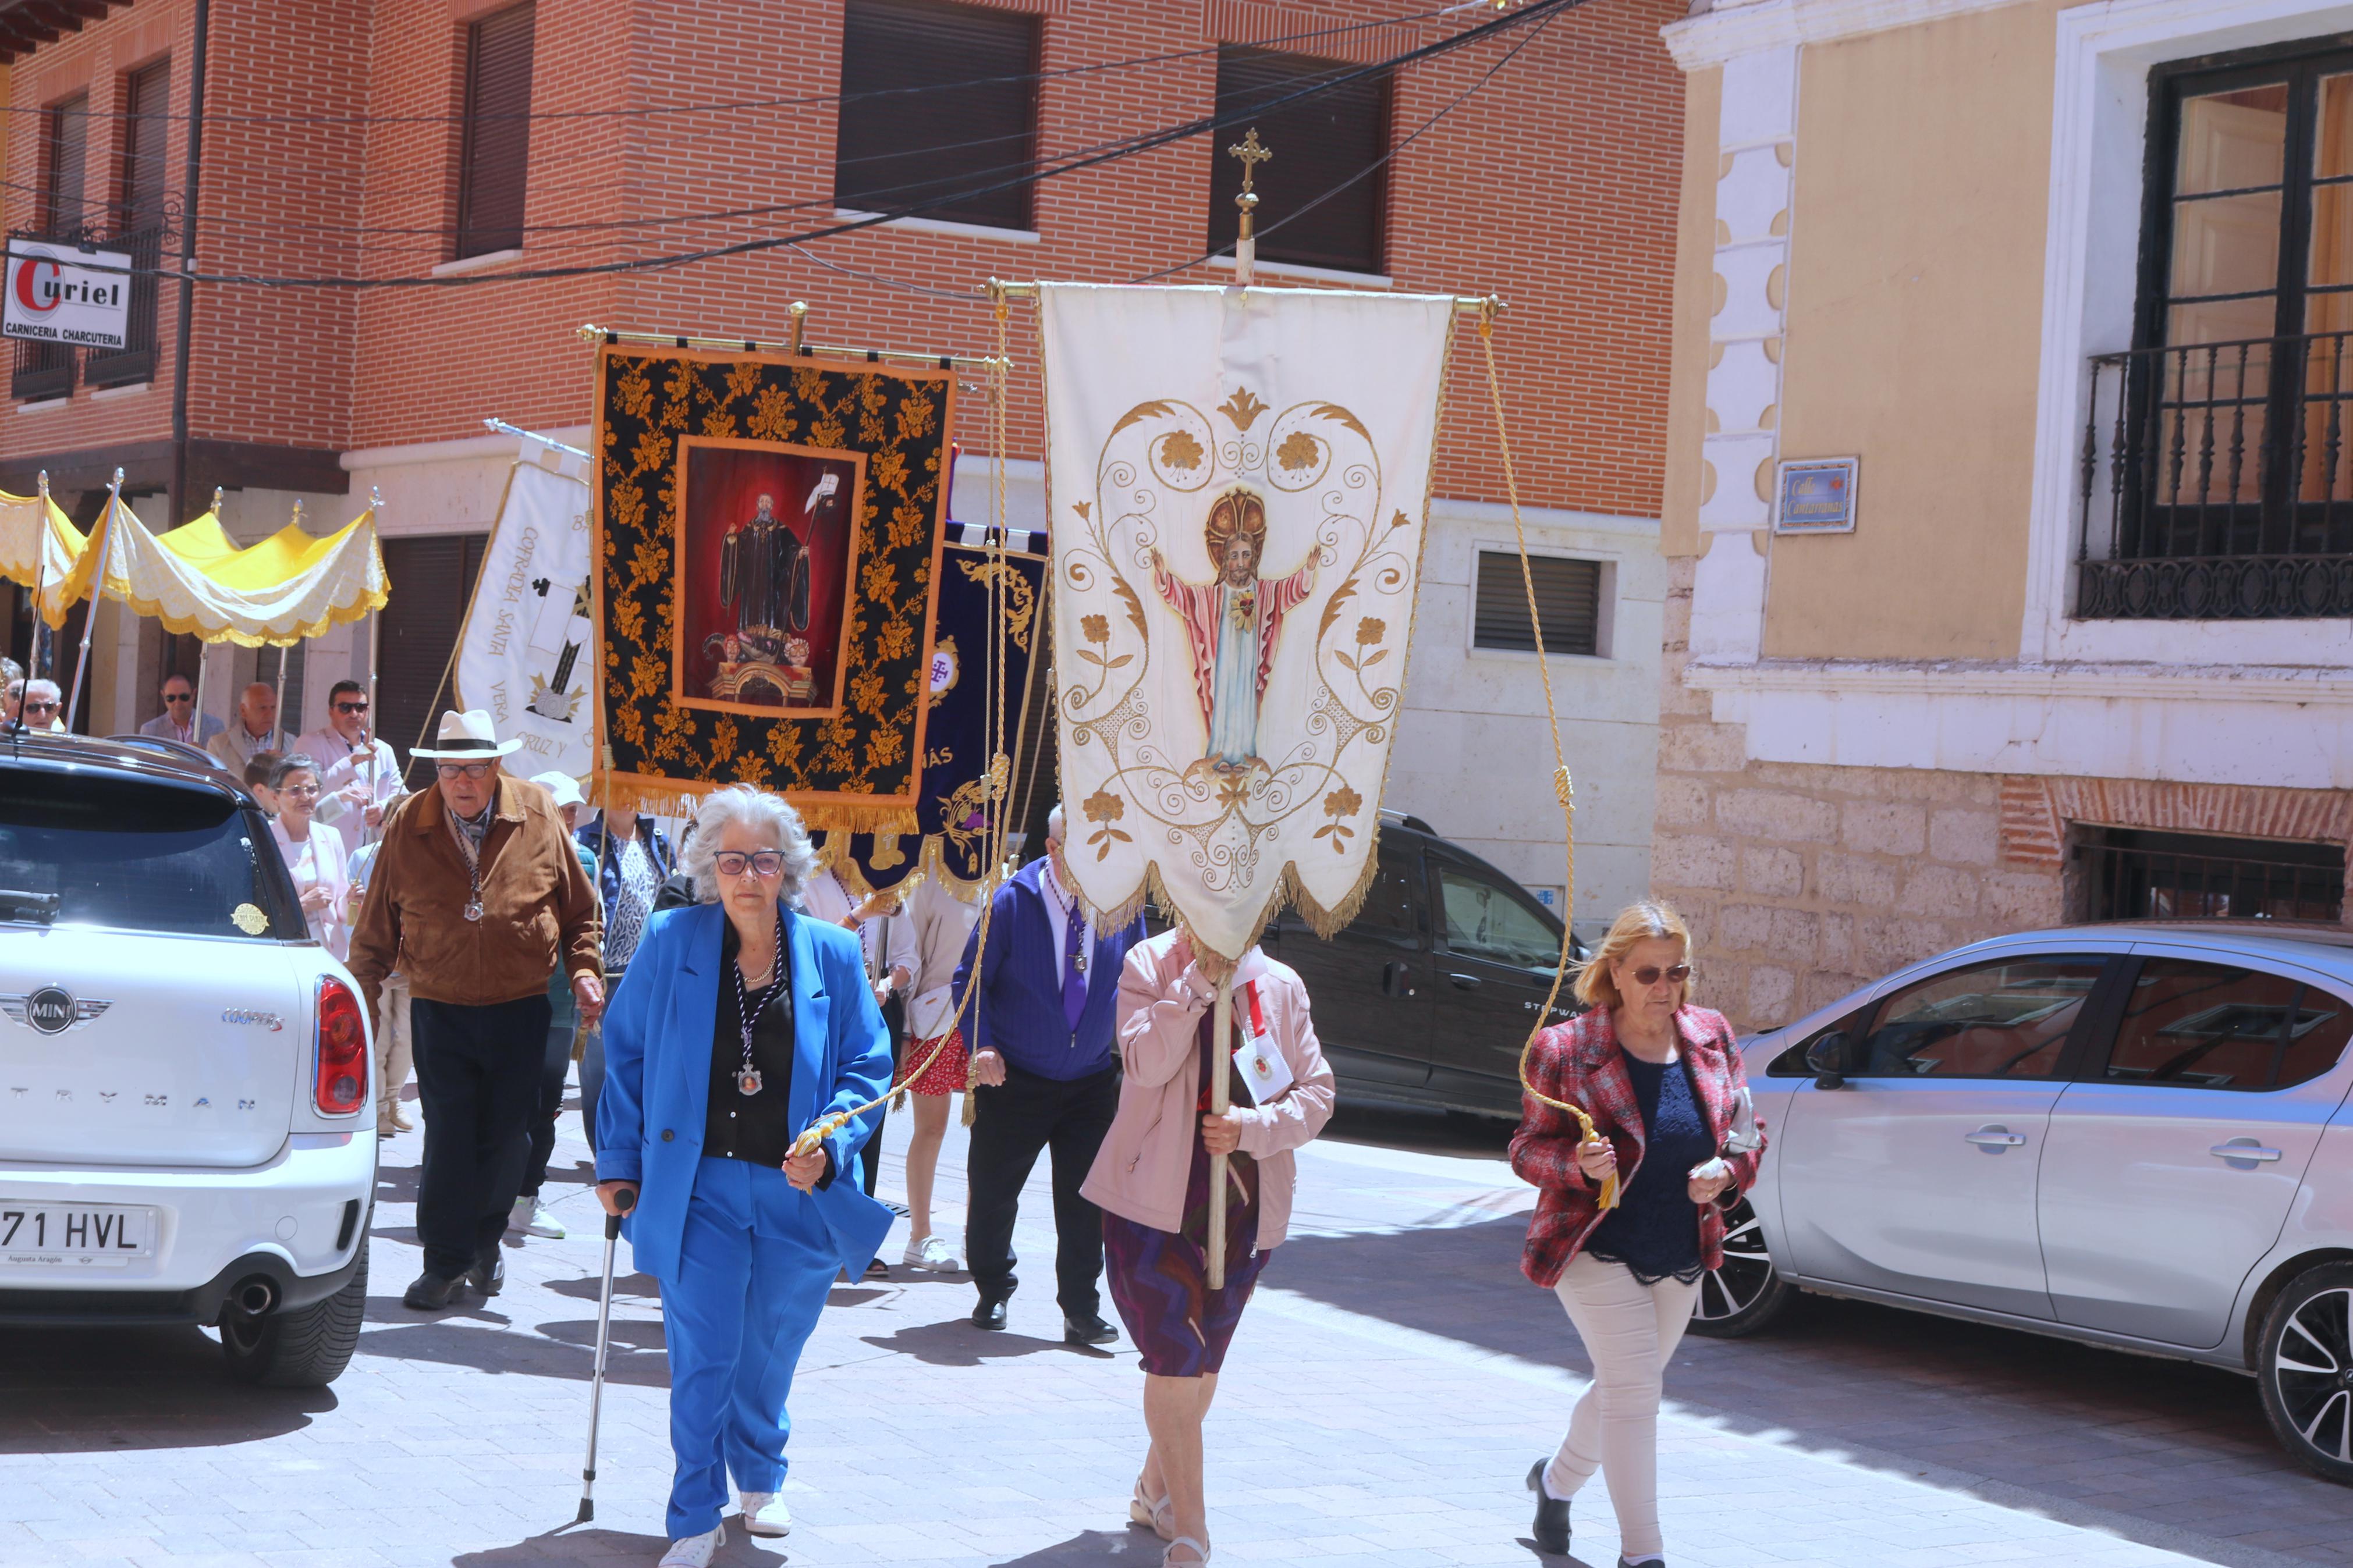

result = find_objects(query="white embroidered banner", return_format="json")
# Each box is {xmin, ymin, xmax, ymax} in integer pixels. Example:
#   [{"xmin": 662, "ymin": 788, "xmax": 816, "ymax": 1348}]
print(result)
[
  {"xmin": 455, "ymin": 456, "xmax": 597, "ymax": 780},
  {"xmin": 1038, "ymin": 283, "xmax": 1456, "ymax": 961}
]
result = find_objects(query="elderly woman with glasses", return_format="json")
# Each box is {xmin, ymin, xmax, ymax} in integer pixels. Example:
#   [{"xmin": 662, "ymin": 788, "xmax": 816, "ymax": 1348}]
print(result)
[
  {"xmin": 1510, "ymin": 900, "xmax": 1765, "ymax": 1568},
  {"xmin": 265, "ymin": 753, "xmax": 350, "ymax": 960},
  {"xmin": 593, "ymin": 785, "xmax": 895, "ymax": 1568}
]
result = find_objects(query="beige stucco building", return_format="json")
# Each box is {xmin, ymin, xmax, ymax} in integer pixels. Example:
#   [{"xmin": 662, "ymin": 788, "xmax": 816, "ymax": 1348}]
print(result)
[{"xmin": 1658, "ymin": 0, "xmax": 2353, "ymax": 1030}]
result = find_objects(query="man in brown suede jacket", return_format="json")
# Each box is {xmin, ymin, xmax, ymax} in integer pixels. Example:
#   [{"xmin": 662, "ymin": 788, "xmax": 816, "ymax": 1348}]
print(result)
[{"xmin": 348, "ymin": 709, "xmax": 603, "ymax": 1310}]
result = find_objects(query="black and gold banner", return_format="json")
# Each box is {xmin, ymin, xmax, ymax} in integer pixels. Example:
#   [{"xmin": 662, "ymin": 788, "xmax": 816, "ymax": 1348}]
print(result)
[{"xmin": 592, "ymin": 344, "xmax": 953, "ymax": 829}]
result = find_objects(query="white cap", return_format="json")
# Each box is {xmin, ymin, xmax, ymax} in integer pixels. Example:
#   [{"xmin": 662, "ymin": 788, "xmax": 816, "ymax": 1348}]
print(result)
[{"xmin": 530, "ymin": 771, "xmax": 586, "ymax": 809}]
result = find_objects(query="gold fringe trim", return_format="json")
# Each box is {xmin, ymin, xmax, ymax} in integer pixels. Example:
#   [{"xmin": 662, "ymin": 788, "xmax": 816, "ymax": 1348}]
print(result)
[
  {"xmin": 591, "ymin": 770, "xmax": 918, "ymax": 835},
  {"xmin": 1068, "ymin": 835, "xmax": 1389, "ymax": 969}
]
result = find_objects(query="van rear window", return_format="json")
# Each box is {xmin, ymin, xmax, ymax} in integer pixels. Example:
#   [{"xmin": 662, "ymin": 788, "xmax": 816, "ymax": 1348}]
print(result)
[{"xmin": 0, "ymin": 771, "xmax": 303, "ymax": 940}]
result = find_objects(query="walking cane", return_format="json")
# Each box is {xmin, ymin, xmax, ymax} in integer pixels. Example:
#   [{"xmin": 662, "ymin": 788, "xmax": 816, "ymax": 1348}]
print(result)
[{"xmin": 578, "ymin": 1185, "xmax": 636, "ymax": 1523}]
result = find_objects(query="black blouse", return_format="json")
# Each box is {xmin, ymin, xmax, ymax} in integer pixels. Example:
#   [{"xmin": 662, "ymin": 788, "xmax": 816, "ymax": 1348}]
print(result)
[{"xmin": 705, "ymin": 915, "xmax": 798, "ymax": 1168}]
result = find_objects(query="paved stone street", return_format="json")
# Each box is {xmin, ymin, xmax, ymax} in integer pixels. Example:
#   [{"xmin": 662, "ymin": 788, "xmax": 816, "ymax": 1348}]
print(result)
[{"xmin": 4, "ymin": 1087, "xmax": 2347, "ymax": 1568}]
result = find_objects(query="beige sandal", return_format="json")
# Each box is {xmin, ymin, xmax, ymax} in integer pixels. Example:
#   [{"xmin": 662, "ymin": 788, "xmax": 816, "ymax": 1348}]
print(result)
[
  {"xmin": 1130, "ymin": 1477, "xmax": 1174, "ymax": 1540},
  {"xmin": 1163, "ymin": 1536, "xmax": 1209, "ymax": 1566}
]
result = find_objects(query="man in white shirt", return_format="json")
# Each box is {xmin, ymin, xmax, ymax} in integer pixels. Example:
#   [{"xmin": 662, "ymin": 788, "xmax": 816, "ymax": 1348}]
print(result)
[
  {"xmin": 800, "ymin": 864, "xmax": 918, "ymax": 1210},
  {"xmin": 294, "ymin": 680, "xmax": 402, "ymax": 858},
  {"xmin": 207, "ymin": 682, "xmax": 289, "ymax": 773},
  {"xmin": 139, "ymin": 673, "xmax": 227, "ymax": 748}
]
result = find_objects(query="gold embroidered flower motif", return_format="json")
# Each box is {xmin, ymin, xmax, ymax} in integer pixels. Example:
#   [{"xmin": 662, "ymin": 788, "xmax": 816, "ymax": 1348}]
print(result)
[
  {"xmin": 1217, "ymin": 386, "xmax": 1269, "ymax": 431},
  {"xmin": 1159, "ymin": 429, "xmax": 1205, "ymax": 471},
  {"xmin": 1275, "ymin": 431, "xmax": 1319, "ymax": 472},
  {"xmin": 1314, "ymin": 785, "xmax": 1362, "ymax": 852},
  {"xmin": 1356, "ymin": 617, "xmax": 1385, "ymax": 646},
  {"xmin": 1083, "ymin": 788, "xmax": 1131, "ymax": 859},
  {"xmin": 1081, "ymin": 614, "xmax": 1109, "ymax": 643}
]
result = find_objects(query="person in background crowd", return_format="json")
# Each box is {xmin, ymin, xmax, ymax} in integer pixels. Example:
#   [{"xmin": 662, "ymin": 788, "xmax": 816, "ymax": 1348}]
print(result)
[
  {"xmin": 140, "ymin": 672, "xmax": 225, "ymax": 748},
  {"xmin": 800, "ymin": 865, "xmax": 917, "ymax": 1210},
  {"xmin": 19, "ymin": 678, "xmax": 65, "ymax": 732},
  {"xmin": 243, "ymin": 752, "xmax": 282, "ymax": 815},
  {"xmin": 593, "ymin": 785, "xmax": 893, "ymax": 1568},
  {"xmin": 1511, "ymin": 900, "xmax": 1765, "ymax": 1568},
  {"xmin": 894, "ymin": 872, "xmax": 979, "ymax": 1271},
  {"xmin": 952, "ymin": 803, "xmax": 1145, "ymax": 1343},
  {"xmin": 575, "ymin": 803, "xmax": 679, "ymax": 1154},
  {"xmin": 2, "ymin": 678, "xmax": 17, "ymax": 724},
  {"xmin": 296, "ymin": 679, "xmax": 400, "ymax": 860},
  {"xmin": 510, "ymin": 771, "xmax": 602, "ymax": 1243},
  {"xmin": 1089, "ymin": 925, "xmax": 1335, "ymax": 1566},
  {"xmin": 267, "ymin": 754, "xmax": 350, "ymax": 960},
  {"xmin": 208, "ymin": 681, "xmax": 289, "ymax": 773},
  {"xmin": 347, "ymin": 709, "xmax": 602, "ymax": 1311},
  {"xmin": 0, "ymin": 657, "xmax": 19, "ymax": 721},
  {"xmin": 346, "ymin": 833, "xmax": 415, "ymax": 1136}
]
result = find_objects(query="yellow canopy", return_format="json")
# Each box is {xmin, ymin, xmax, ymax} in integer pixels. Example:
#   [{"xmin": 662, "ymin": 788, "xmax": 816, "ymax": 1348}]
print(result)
[{"xmin": 1, "ymin": 493, "xmax": 389, "ymax": 647}]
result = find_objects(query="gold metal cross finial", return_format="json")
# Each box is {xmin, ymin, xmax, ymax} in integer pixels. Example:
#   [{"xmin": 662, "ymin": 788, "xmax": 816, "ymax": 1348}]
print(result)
[{"xmin": 1229, "ymin": 127, "xmax": 1272, "ymax": 195}]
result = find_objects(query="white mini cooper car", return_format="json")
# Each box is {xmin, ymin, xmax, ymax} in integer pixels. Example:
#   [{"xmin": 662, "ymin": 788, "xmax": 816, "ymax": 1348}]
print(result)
[
  {"xmin": 1694, "ymin": 923, "xmax": 2353, "ymax": 1482},
  {"xmin": 0, "ymin": 731, "xmax": 374, "ymax": 1385}
]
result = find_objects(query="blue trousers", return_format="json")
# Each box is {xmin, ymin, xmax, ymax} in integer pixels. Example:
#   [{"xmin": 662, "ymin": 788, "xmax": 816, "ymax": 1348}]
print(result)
[{"xmin": 662, "ymin": 1157, "xmax": 836, "ymax": 1540}]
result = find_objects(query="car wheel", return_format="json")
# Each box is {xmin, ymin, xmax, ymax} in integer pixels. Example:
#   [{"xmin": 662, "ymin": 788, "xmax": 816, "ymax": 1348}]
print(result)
[
  {"xmin": 2258, "ymin": 1262, "xmax": 2353, "ymax": 1484},
  {"xmin": 221, "ymin": 1246, "xmax": 368, "ymax": 1388},
  {"xmin": 1685, "ymin": 1196, "xmax": 1790, "ymax": 1339}
]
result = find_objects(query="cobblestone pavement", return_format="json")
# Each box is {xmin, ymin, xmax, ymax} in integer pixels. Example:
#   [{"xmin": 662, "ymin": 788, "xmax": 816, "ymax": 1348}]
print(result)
[{"xmin": 3, "ymin": 1090, "xmax": 2347, "ymax": 1568}]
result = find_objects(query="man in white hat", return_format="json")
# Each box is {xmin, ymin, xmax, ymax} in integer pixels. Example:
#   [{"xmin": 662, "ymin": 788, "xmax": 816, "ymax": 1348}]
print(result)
[{"xmin": 348, "ymin": 709, "xmax": 604, "ymax": 1311}]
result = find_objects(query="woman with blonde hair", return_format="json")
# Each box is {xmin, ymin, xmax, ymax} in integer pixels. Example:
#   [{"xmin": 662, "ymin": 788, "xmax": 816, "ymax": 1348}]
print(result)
[{"xmin": 1510, "ymin": 901, "xmax": 1764, "ymax": 1568}]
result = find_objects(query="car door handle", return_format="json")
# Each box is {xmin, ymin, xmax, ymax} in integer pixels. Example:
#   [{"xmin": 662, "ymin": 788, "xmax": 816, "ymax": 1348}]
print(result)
[
  {"xmin": 1447, "ymin": 972, "xmax": 1481, "ymax": 990},
  {"xmin": 1962, "ymin": 1128, "xmax": 2026, "ymax": 1147},
  {"xmin": 2210, "ymin": 1143, "xmax": 2284, "ymax": 1162}
]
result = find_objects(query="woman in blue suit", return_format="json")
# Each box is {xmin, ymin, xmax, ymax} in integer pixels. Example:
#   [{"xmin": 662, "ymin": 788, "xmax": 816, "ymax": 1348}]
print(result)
[{"xmin": 594, "ymin": 785, "xmax": 895, "ymax": 1568}]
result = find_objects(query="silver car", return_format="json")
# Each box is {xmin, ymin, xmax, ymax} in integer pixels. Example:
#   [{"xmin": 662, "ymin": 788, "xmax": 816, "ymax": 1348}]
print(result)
[{"xmin": 1692, "ymin": 922, "xmax": 2353, "ymax": 1482}]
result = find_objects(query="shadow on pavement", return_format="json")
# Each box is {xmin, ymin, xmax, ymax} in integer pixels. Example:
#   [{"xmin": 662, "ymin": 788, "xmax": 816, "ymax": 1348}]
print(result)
[
  {"xmin": 1272, "ymin": 1213, "xmax": 2326, "ymax": 1559},
  {"xmin": 547, "ymin": 1270, "xmax": 663, "ymax": 1303},
  {"xmin": 1322, "ymin": 1101, "xmax": 1514, "ymax": 1158},
  {"xmin": 861, "ymin": 1318, "xmax": 1065, "ymax": 1367},
  {"xmin": 991, "ymin": 1526, "xmax": 1166, "ymax": 1565},
  {"xmin": 0, "ymin": 1322, "xmax": 331, "ymax": 1453},
  {"xmin": 357, "ymin": 1318, "xmax": 670, "ymax": 1387},
  {"xmin": 454, "ymin": 1526, "xmax": 783, "ymax": 1565}
]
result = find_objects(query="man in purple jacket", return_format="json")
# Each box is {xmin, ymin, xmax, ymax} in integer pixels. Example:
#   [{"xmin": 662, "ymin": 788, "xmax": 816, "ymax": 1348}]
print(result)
[{"xmin": 953, "ymin": 803, "xmax": 1145, "ymax": 1343}]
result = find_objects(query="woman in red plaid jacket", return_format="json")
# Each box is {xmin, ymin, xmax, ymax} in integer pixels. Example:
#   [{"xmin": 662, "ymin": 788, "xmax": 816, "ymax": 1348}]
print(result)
[{"xmin": 1509, "ymin": 901, "xmax": 1765, "ymax": 1568}]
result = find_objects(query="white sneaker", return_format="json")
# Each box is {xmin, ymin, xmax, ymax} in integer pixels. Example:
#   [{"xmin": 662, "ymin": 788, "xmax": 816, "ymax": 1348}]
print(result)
[
  {"xmin": 656, "ymin": 1524, "xmax": 723, "ymax": 1567},
  {"xmin": 903, "ymin": 1233, "xmax": 959, "ymax": 1271},
  {"xmin": 526, "ymin": 1194, "xmax": 566, "ymax": 1239},
  {"xmin": 739, "ymin": 1491, "xmax": 791, "ymax": 1537}
]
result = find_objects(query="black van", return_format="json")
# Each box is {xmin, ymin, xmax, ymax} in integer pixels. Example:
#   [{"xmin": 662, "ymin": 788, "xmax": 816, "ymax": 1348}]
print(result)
[{"xmin": 1257, "ymin": 812, "xmax": 1587, "ymax": 1120}]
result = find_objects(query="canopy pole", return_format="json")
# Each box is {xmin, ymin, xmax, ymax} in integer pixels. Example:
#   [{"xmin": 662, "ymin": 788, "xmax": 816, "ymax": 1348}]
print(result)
[
  {"xmin": 1206, "ymin": 971, "xmax": 1234, "ymax": 1292},
  {"xmin": 364, "ymin": 487, "xmax": 384, "ymax": 846},
  {"xmin": 271, "ymin": 500, "xmax": 303, "ymax": 733},
  {"xmin": 190, "ymin": 485, "xmax": 223, "ymax": 733},
  {"xmin": 26, "ymin": 472, "xmax": 51, "ymax": 696},
  {"xmin": 63, "ymin": 468, "xmax": 124, "ymax": 737}
]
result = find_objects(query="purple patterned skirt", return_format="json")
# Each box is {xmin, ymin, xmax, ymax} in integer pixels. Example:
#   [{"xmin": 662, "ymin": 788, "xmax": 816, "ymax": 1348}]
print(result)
[{"xmin": 1102, "ymin": 1016, "xmax": 1270, "ymax": 1377}]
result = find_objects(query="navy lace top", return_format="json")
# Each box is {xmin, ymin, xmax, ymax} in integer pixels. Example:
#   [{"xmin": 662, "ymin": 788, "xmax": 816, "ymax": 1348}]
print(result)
[{"xmin": 1584, "ymin": 1052, "xmax": 1712, "ymax": 1285}]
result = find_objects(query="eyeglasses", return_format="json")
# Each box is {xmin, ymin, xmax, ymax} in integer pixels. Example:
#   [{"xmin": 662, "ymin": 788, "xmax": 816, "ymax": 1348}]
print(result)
[
  {"xmin": 279, "ymin": 784, "xmax": 320, "ymax": 799},
  {"xmin": 1627, "ymin": 963, "xmax": 1692, "ymax": 989},
  {"xmin": 333, "ymin": 699, "xmax": 368, "ymax": 714},
  {"xmin": 714, "ymin": 850, "xmax": 785, "ymax": 877},
  {"xmin": 435, "ymin": 762, "xmax": 494, "ymax": 781},
  {"xmin": 22, "ymin": 699, "xmax": 57, "ymax": 714},
  {"xmin": 164, "ymin": 691, "xmax": 194, "ymax": 703}
]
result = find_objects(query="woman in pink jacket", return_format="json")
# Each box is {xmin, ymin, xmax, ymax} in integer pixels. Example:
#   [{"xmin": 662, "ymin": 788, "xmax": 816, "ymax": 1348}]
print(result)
[{"xmin": 1083, "ymin": 925, "xmax": 1336, "ymax": 1568}]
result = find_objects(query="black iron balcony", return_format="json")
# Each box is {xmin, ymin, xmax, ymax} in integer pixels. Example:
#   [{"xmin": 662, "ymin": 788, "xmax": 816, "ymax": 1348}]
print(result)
[
  {"xmin": 83, "ymin": 222, "xmax": 163, "ymax": 389},
  {"xmin": 2078, "ymin": 332, "xmax": 2353, "ymax": 620},
  {"xmin": 8, "ymin": 212, "xmax": 172, "ymax": 402}
]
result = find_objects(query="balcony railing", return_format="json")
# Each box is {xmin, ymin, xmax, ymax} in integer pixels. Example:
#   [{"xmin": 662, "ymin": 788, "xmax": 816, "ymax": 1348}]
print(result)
[
  {"xmin": 8, "ymin": 213, "xmax": 170, "ymax": 402},
  {"xmin": 2078, "ymin": 332, "xmax": 2353, "ymax": 620}
]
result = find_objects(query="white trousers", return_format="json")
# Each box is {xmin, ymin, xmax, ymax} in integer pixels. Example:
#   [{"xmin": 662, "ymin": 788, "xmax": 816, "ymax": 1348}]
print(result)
[
  {"xmin": 1548, "ymin": 1251, "xmax": 1701, "ymax": 1560},
  {"xmin": 376, "ymin": 972, "xmax": 414, "ymax": 1130}
]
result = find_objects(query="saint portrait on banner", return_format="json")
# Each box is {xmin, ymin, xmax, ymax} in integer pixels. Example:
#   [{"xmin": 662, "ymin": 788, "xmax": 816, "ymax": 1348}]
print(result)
[
  {"xmin": 1148, "ymin": 488, "xmax": 1314, "ymax": 777},
  {"xmin": 677, "ymin": 442, "xmax": 857, "ymax": 714}
]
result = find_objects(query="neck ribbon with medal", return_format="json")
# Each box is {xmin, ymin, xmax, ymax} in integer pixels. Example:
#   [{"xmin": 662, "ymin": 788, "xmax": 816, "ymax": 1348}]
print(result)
[
  {"xmin": 731, "ymin": 909, "xmax": 785, "ymax": 1096},
  {"xmin": 445, "ymin": 806, "xmax": 488, "ymax": 922}
]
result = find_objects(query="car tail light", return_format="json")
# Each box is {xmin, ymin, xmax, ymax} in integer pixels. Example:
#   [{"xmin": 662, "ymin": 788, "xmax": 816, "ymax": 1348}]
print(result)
[{"xmin": 314, "ymin": 977, "xmax": 368, "ymax": 1117}]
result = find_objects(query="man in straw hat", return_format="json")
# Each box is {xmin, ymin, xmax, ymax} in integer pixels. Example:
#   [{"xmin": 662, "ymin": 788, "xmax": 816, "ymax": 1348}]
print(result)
[{"xmin": 349, "ymin": 709, "xmax": 604, "ymax": 1310}]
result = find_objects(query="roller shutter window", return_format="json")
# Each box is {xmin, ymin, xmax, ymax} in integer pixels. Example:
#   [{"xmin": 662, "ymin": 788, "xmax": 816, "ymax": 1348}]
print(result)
[
  {"xmin": 835, "ymin": 0, "xmax": 1042, "ymax": 233},
  {"xmin": 379, "ymin": 534, "xmax": 489, "ymax": 788},
  {"xmin": 1473, "ymin": 551, "xmax": 1600, "ymax": 657},
  {"xmin": 116, "ymin": 60, "xmax": 171, "ymax": 225},
  {"xmin": 1208, "ymin": 47, "xmax": 1389, "ymax": 275},
  {"xmin": 44, "ymin": 93, "xmax": 88, "ymax": 231},
  {"xmin": 455, "ymin": 2, "xmax": 535, "ymax": 260}
]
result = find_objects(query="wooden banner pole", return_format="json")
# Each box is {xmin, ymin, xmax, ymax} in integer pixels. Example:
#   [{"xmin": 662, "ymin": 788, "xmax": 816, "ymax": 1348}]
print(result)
[
  {"xmin": 1206, "ymin": 970, "xmax": 1234, "ymax": 1292},
  {"xmin": 63, "ymin": 467, "xmax": 125, "ymax": 735}
]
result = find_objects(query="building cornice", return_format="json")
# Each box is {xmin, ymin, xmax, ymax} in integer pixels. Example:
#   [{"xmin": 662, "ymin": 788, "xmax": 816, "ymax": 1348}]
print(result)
[
  {"xmin": 1662, "ymin": 0, "xmax": 2036, "ymax": 69},
  {"xmin": 1685, "ymin": 657, "xmax": 2353, "ymax": 703}
]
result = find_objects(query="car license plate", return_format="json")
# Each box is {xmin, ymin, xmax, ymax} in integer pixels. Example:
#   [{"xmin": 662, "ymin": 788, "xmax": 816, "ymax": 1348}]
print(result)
[{"xmin": 0, "ymin": 1203, "xmax": 156, "ymax": 1266}]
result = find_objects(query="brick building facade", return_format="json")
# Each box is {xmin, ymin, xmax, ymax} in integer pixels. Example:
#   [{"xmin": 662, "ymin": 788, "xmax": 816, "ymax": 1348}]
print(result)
[{"xmin": 0, "ymin": 0, "xmax": 1682, "ymax": 927}]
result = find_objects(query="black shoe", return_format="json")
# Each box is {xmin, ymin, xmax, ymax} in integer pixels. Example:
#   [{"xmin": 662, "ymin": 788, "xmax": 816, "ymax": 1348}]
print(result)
[
  {"xmin": 971, "ymin": 1296, "xmax": 1008, "ymax": 1330},
  {"xmin": 1064, "ymin": 1312, "xmax": 1117, "ymax": 1346},
  {"xmin": 469, "ymin": 1253, "xmax": 505, "ymax": 1297},
  {"xmin": 403, "ymin": 1271, "xmax": 464, "ymax": 1310},
  {"xmin": 864, "ymin": 1258, "xmax": 890, "ymax": 1281},
  {"xmin": 1527, "ymin": 1460, "xmax": 1570, "ymax": 1555}
]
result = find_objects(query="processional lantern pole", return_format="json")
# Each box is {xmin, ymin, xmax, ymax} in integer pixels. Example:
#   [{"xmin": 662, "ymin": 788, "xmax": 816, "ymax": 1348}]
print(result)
[
  {"xmin": 1228, "ymin": 128, "xmax": 1272, "ymax": 290},
  {"xmin": 63, "ymin": 467, "xmax": 125, "ymax": 737}
]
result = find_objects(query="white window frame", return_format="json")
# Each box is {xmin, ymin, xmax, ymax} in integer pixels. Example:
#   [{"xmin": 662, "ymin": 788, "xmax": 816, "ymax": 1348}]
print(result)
[{"xmin": 1465, "ymin": 541, "xmax": 1617, "ymax": 663}]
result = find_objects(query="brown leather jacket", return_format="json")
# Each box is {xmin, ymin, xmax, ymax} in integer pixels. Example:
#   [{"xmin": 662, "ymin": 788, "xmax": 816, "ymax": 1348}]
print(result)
[{"xmin": 347, "ymin": 773, "xmax": 602, "ymax": 1017}]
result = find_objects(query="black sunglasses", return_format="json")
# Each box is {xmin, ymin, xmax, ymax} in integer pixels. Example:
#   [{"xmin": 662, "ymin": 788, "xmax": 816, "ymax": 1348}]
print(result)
[
  {"xmin": 164, "ymin": 691, "xmax": 194, "ymax": 702},
  {"xmin": 1627, "ymin": 963, "xmax": 1692, "ymax": 988}
]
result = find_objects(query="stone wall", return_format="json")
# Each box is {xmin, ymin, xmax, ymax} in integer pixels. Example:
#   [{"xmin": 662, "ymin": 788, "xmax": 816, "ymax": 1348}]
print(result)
[{"xmin": 1652, "ymin": 554, "xmax": 2061, "ymax": 1032}]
